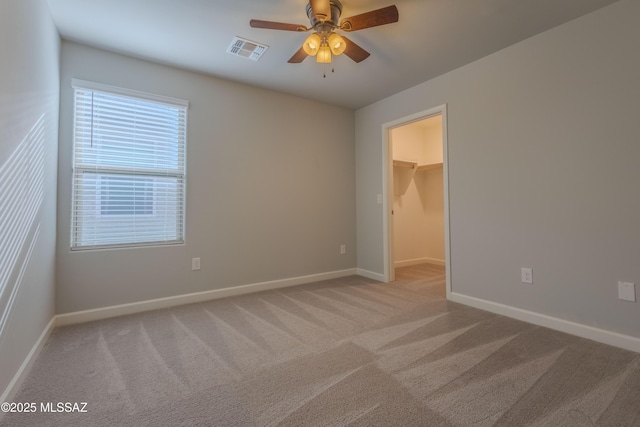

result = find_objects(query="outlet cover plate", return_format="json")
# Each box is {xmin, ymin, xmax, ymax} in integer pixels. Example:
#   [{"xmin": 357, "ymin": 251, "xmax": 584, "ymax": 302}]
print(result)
[{"xmin": 521, "ymin": 267, "xmax": 533, "ymax": 284}]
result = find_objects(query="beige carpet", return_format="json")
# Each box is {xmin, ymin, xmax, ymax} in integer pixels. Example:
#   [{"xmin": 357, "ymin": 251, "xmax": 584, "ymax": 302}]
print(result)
[{"xmin": 2, "ymin": 264, "xmax": 639, "ymax": 426}]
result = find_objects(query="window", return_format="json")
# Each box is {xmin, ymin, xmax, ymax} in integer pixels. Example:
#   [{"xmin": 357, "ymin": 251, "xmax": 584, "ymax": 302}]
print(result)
[
  {"xmin": 71, "ymin": 79, "xmax": 188, "ymax": 250},
  {"xmin": 99, "ymin": 176, "xmax": 154, "ymax": 216}
]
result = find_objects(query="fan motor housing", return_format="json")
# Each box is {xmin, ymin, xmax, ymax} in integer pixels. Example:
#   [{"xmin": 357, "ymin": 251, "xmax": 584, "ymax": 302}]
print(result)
[{"xmin": 306, "ymin": 0, "xmax": 343, "ymax": 28}]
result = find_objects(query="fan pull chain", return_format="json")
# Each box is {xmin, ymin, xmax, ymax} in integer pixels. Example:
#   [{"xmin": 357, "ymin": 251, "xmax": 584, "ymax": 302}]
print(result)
[{"xmin": 322, "ymin": 57, "xmax": 335, "ymax": 78}]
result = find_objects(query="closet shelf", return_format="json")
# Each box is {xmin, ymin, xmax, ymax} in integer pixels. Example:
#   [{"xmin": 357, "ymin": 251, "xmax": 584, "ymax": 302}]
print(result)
[
  {"xmin": 416, "ymin": 162, "xmax": 443, "ymax": 172},
  {"xmin": 393, "ymin": 160, "xmax": 443, "ymax": 196},
  {"xmin": 393, "ymin": 160, "xmax": 417, "ymax": 169}
]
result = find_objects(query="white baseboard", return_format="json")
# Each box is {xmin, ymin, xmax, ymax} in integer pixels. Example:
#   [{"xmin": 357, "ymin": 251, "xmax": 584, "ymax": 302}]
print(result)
[
  {"xmin": 57, "ymin": 268, "xmax": 359, "ymax": 326},
  {"xmin": 357, "ymin": 268, "xmax": 387, "ymax": 282},
  {"xmin": 0, "ymin": 317, "xmax": 56, "ymax": 404},
  {"xmin": 394, "ymin": 257, "xmax": 446, "ymax": 268},
  {"xmin": 450, "ymin": 292, "xmax": 640, "ymax": 353}
]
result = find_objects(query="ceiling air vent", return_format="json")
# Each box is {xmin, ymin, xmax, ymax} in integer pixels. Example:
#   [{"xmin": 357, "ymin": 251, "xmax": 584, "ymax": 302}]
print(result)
[{"xmin": 227, "ymin": 37, "xmax": 268, "ymax": 61}]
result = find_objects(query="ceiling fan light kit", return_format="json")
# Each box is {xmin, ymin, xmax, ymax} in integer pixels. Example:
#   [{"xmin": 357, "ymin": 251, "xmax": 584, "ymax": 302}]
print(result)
[
  {"xmin": 303, "ymin": 32, "xmax": 345, "ymax": 62},
  {"xmin": 250, "ymin": 0, "xmax": 399, "ymax": 71}
]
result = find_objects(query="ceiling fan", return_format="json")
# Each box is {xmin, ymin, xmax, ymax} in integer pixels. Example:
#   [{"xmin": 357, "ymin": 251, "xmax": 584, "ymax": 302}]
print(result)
[{"xmin": 250, "ymin": 0, "xmax": 399, "ymax": 64}]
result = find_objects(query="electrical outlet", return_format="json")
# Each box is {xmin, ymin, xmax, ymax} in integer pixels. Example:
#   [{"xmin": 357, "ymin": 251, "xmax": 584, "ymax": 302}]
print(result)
[
  {"xmin": 192, "ymin": 257, "xmax": 201, "ymax": 271},
  {"xmin": 521, "ymin": 267, "xmax": 533, "ymax": 284},
  {"xmin": 618, "ymin": 281, "xmax": 636, "ymax": 302},
  {"xmin": 377, "ymin": 194, "xmax": 383, "ymax": 204},
  {"xmin": 340, "ymin": 244, "xmax": 346, "ymax": 255}
]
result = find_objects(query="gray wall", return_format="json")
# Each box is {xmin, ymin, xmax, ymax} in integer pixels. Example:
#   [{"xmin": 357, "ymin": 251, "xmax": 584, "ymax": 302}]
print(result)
[
  {"xmin": 356, "ymin": 0, "xmax": 640, "ymax": 338},
  {"xmin": 56, "ymin": 42, "xmax": 356, "ymax": 313},
  {"xmin": 0, "ymin": 0, "xmax": 59, "ymax": 397}
]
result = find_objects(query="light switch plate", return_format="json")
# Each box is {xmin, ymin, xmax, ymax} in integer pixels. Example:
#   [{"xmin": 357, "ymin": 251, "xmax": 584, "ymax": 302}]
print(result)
[{"xmin": 618, "ymin": 281, "xmax": 636, "ymax": 302}]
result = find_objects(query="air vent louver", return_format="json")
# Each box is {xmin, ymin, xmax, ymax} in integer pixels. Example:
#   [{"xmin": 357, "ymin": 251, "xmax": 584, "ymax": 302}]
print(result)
[{"xmin": 227, "ymin": 37, "xmax": 268, "ymax": 61}]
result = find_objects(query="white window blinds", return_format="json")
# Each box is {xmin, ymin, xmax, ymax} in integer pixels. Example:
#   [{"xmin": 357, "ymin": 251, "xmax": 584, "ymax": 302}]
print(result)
[{"xmin": 71, "ymin": 79, "xmax": 188, "ymax": 250}]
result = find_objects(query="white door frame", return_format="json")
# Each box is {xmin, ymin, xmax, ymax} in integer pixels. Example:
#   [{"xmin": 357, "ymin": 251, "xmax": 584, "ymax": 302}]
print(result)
[{"xmin": 381, "ymin": 104, "xmax": 451, "ymax": 298}]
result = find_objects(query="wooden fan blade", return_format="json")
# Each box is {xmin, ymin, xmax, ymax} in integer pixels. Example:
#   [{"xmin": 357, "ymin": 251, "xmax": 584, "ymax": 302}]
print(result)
[
  {"xmin": 309, "ymin": 0, "xmax": 331, "ymax": 21},
  {"xmin": 250, "ymin": 19, "xmax": 308, "ymax": 32},
  {"xmin": 341, "ymin": 36, "xmax": 370, "ymax": 63},
  {"xmin": 340, "ymin": 5, "xmax": 399, "ymax": 32},
  {"xmin": 288, "ymin": 47, "xmax": 308, "ymax": 63}
]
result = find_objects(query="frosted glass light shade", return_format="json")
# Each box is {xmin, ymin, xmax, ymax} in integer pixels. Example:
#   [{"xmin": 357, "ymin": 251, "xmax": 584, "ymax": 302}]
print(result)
[
  {"xmin": 303, "ymin": 33, "xmax": 321, "ymax": 56},
  {"xmin": 316, "ymin": 45, "xmax": 332, "ymax": 63},
  {"xmin": 328, "ymin": 33, "xmax": 346, "ymax": 55}
]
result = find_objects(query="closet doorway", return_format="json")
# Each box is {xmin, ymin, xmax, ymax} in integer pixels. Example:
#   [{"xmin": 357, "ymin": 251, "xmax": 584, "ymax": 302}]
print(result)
[{"xmin": 382, "ymin": 105, "xmax": 451, "ymax": 297}]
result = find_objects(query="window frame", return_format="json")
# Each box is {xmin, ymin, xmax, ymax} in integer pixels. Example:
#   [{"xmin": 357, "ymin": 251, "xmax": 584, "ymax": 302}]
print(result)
[{"xmin": 70, "ymin": 79, "xmax": 188, "ymax": 251}]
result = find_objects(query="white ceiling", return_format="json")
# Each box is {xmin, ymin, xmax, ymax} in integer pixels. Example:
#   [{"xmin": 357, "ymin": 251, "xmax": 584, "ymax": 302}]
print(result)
[{"xmin": 47, "ymin": 0, "xmax": 619, "ymax": 109}]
